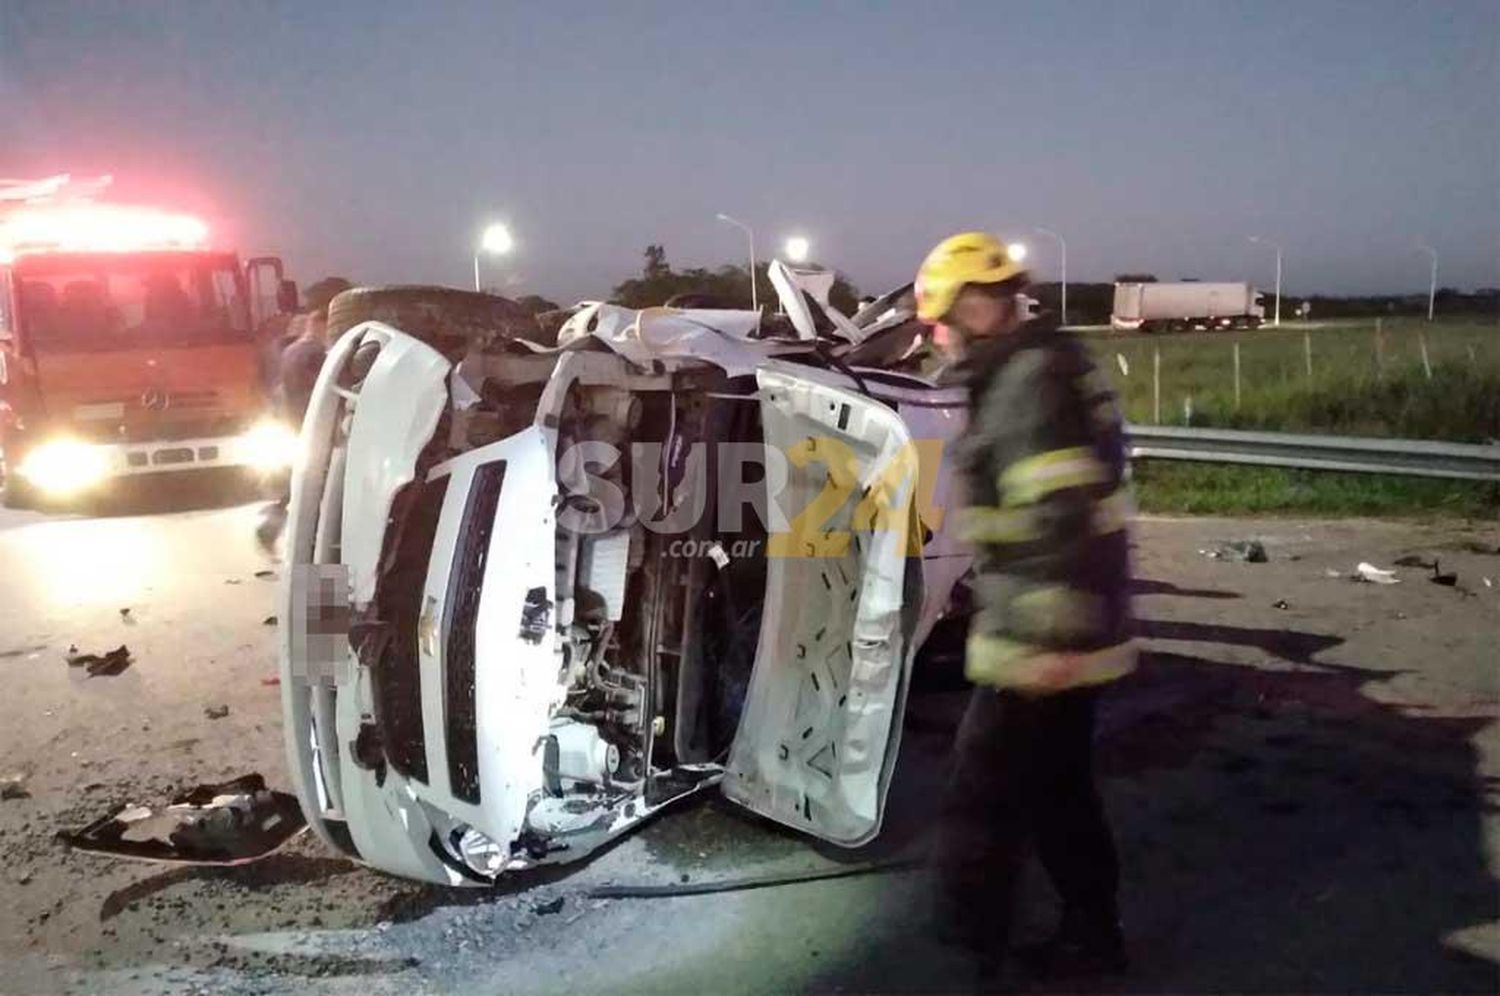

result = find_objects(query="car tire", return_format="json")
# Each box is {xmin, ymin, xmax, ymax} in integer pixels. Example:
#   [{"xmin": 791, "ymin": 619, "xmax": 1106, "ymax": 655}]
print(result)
[{"xmin": 325, "ymin": 285, "xmax": 545, "ymax": 358}]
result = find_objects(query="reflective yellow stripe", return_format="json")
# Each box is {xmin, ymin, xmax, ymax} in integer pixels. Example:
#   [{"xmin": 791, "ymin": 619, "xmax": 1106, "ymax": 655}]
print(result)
[
  {"xmin": 1010, "ymin": 585, "xmax": 1104, "ymax": 643},
  {"xmin": 1091, "ymin": 486, "xmax": 1135, "ymax": 535},
  {"xmin": 999, "ymin": 446, "xmax": 1110, "ymax": 506},
  {"xmin": 956, "ymin": 505, "xmax": 1040, "ymax": 544},
  {"xmin": 965, "ymin": 635, "xmax": 1137, "ymax": 694}
]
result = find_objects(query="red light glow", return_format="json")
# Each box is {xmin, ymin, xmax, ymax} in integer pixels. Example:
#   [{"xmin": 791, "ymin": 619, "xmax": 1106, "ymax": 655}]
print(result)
[{"xmin": 0, "ymin": 202, "xmax": 209, "ymax": 257}]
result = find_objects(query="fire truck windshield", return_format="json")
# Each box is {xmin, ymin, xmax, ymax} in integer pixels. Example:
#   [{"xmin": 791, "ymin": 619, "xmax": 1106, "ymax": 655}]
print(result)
[{"xmin": 15, "ymin": 255, "xmax": 248, "ymax": 353}]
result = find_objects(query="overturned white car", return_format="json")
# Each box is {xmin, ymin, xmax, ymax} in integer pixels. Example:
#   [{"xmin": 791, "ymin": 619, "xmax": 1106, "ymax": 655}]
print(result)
[{"xmin": 279, "ymin": 275, "xmax": 974, "ymax": 885}]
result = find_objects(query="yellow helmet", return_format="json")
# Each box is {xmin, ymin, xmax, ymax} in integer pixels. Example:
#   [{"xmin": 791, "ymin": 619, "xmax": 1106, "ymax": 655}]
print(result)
[{"xmin": 914, "ymin": 232, "xmax": 1027, "ymax": 323}]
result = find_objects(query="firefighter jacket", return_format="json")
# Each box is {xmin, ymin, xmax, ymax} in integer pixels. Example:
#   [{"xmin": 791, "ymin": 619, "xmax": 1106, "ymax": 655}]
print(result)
[{"xmin": 944, "ymin": 318, "xmax": 1136, "ymax": 694}]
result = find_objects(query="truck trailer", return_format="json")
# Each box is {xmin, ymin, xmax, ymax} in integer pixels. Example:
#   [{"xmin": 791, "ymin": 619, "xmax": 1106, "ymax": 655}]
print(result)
[{"xmin": 1112, "ymin": 281, "xmax": 1264, "ymax": 332}]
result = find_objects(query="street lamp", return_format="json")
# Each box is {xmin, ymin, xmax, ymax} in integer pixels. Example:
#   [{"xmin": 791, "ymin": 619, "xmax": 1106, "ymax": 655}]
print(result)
[
  {"xmin": 1006, "ymin": 241, "xmax": 1027, "ymax": 264},
  {"xmin": 474, "ymin": 222, "xmax": 514, "ymax": 292},
  {"xmin": 1248, "ymin": 236, "xmax": 1282, "ymax": 326},
  {"xmin": 1416, "ymin": 242, "xmax": 1438, "ymax": 321},
  {"xmin": 784, "ymin": 235, "xmax": 810, "ymax": 264},
  {"xmin": 1033, "ymin": 227, "xmax": 1067, "ymax": 326},
  {"xmin": 716, "ymin": 213, "xmax": 758, "ymax": 311}
]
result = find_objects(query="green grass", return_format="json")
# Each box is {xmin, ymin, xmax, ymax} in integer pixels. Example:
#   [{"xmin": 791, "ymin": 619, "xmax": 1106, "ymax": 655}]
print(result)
[{"xmin": 1080, "ymin": 319, "xmax": 1500, "ymax": 517}]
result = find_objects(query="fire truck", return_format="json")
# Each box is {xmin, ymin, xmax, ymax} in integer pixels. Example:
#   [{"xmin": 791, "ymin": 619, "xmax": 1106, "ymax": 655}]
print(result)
[{"xmin": 0, "ymin": 176, "xmax": 300, "ymax": 507}]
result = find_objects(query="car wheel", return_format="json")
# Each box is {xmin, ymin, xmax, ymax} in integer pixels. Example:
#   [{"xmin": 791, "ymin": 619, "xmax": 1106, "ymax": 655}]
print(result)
[{"xmin": 326, "ymin": 285, "xmax": 542, "ymax": 358}]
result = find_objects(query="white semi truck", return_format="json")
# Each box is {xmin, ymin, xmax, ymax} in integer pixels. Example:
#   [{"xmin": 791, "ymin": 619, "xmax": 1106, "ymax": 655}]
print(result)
[{"xmin": 1112, "ymin": 281, "xmax": 1264, "ymax": 332}]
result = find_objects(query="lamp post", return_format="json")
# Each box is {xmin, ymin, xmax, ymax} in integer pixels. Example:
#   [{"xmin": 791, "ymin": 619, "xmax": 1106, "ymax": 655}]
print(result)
[
  {"xmin": 1249, "ymin": 236, "xmax": 1282, "ymax": 326},
  {"xmin": 784, "ymin": 235, "xmax": 810, "ymax": 264},
  {"xmin": 1006, "ymin": 241, "xmax": 1028, "ymax": 263},
  {"xmin": 474, "ymin": 223, "xmax": 514, "ymax": 292},
  {"xmin": 1033, "ymin": 226, "xmax": 1067, "ymax": 326},
  {"xmin": 1416, "ymin": 242, "xmax": 1438, "ymax": 321},
  {"xmin": 716, "ymin": 213, "xmax": 758, "ymax": 311}
]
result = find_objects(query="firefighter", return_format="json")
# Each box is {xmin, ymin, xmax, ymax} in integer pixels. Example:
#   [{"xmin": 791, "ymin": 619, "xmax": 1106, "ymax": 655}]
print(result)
[
  {"xmin": 255, "ymin": 307, "xmax": 328, "ymax": 552},
  {"xmin": 915, "ymin": 232, "xmax": 1134, "ymax": 977}
]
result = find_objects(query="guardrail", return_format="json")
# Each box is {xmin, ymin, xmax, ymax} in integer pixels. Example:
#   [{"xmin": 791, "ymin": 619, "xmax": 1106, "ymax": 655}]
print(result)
[{"xmin": 1125, "ymin": 425, "xmax": 1500, "ymax": 482}]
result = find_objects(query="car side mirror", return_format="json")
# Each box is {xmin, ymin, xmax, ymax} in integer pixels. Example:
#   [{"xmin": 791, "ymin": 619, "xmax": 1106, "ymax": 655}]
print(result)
[{"xmin": 277, "ymin": 280, "xmax": 299, "ymax": 315}]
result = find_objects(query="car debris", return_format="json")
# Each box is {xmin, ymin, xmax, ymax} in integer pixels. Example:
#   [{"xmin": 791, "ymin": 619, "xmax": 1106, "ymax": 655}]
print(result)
[
  {"xmin": 204, "ymin": 704, "xmax": 230, "ymax": 720},
  {"xmin": 1201, "ymin": 540, "xmax": 1268, "ymax": 563},
  {"xmin": 1430, "ymin": 561, "xmax": 1458, "ymax": 587},
  {"xmin": 1354, "ymin": 562, "xmax": 1400, "ymax": 585},
  {"xmin": 254, "ymin": 570, "xmax": 277, "ymax": 580},
  {"xmin": 56, "ymin": 774, "xmax": 306, "ymax": 866},
  {"xmin": 2, "ymin": 773, "xmax": 30, "ymax": 800},
  {"xmin": 533, "ymin": 897, "xmax": 565, "ymax": 916},
  {"xmin": 118, "ymin": 607, "xmax": 134, "ymax": 623},
  {"xmin": 1393, "ymin": 554, "xmax": 1433, "ymax": 568},
  {"xmin": 1272, "ymin": 599, "xmax": 1290, "ymax": 610},
  {"xmin": 262, "ymin": 615, "xmax": 278, "ymax": 626},
  {"xmin": 65, "ymin": 644, "xmax": 133, "ymax": 677}
]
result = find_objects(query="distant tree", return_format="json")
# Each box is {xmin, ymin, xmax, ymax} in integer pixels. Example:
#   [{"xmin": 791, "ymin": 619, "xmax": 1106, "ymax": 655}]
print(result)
[
  {"xmin": 515, "ymin": 294, "xmax": 561, "ymax": 314},
  {"xmin": 1113, "ymin": 273, "xmax": 1158, "ymax": 284},
  {"xmin": 644, "ymin": 244, "xmax": 670, "ymax": 280},
  {"xmin": 303, "ymin": 277, "xmax": 353, "ymax": 312},
  {"xmin": 612, "ymin": 245, "xmax": 859, "ymax": 313}
]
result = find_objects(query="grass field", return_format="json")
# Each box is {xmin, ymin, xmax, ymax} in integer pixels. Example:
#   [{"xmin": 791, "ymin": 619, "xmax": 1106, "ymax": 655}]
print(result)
[{"xmin": 1078, "ymin": 318, "xmax": 1500, "ymax": 518}]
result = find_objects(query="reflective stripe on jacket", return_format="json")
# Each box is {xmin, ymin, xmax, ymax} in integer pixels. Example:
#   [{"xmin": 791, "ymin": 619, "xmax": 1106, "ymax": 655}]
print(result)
[{"xmin": 945, "ymin": 318, "xmax": 1134, "ymax": 693}]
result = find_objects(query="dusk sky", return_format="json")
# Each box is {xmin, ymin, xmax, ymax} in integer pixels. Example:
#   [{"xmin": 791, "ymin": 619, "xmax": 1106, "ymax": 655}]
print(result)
[{"xmin": 3, "ymin": 1, "xmax": 1496, "ymax": 301}]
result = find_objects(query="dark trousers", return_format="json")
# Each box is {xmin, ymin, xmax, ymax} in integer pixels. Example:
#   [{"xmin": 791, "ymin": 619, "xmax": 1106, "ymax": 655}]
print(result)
[{"xmin": 932, "ymin": 685, "xmax": 1120, "ymax": 949}]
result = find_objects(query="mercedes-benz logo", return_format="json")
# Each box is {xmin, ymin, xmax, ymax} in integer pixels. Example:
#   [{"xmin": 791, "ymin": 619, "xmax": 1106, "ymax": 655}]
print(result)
[{"xmin": 141, "ymin": 388, "xmax": 170, "ymax": 412}]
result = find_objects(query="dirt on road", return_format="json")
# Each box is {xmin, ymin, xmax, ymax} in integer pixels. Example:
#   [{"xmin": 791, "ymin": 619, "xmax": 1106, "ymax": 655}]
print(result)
[{"xmin": 1, "ymin": 504, "xmax": 1497, "ymax": 994}]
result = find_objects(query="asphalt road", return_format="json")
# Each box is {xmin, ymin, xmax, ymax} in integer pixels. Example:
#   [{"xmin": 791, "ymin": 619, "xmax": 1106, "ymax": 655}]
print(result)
[{"xmin": 1, "ymin": 486, "xmax": 1498, "ymax": 995}]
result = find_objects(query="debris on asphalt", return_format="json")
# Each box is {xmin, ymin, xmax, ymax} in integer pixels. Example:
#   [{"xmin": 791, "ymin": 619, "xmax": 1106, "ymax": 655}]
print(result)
[
  {"xmin": 2, "ymin": 773, "xmax": 30, "ymax": 800},
  {"xmin": 204, "ymin": 704, "xmax": 230, "ymax": 720},
  {"xmin": 1430, "ymin": 561, "xmax": 1458, "ymax": 587},
  {"xmin": 1485, "ymin": 577, "xmax": 1494, "ymax": 589},
  {"xmin": 1201, "ymin": 540, "xmax": 1268, "ymax": 563},
  {"xmin": 254, "ymin": 570, "xmax": 277, "ymax": 580},
  {"xmin": 1354, "ymin": 562, "xmax": 1400, "ymax": 585},
  {"xmin": 224, "ymin": 578, "xmax": 242, "ymax": 585},
  {"xmin": 260, "ymin": 676, "xmax": 281, "ymax": 687},
  {"xmin": 15, "ymin": 869, "xmax": 32, "ymax": 886},
  {"xmin": 55, "ymin": 773, "xmax": 307, "ymax": 866},
  {"xmin": 65, "ymin": 644, "xmax": 134, "ymax": 677},
  {"xmin": 533, "ymin": 897, "xmax": 565, "ymax": 916},
  {"xmin": 118, "ymin": 607, "xmax": 134, "ymax": 623},
  {"xmin": 262, "ymin": 615, "xmax": 278, "ymax": 626},
  {"xmin": 1393, "ymin": 554, "xmax": 1433, "ymax": 568},
  {"xmin": 1272, "ymin": 599, "xmax": 1290, "ymax": 610}
]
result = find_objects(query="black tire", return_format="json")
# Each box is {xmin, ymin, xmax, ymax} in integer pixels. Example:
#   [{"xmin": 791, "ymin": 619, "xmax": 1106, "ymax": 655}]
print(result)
[{"xmin": 325, "ymin": 285, "xmax": 545, "ymax": 358}]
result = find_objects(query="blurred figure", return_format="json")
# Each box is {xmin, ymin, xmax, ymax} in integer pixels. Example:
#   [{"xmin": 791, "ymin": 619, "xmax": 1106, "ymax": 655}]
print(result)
[
  {"xmin": 915, "ymin": 233, "xmax": 1134, "ymax": 979},
  {"xmin": 256, "ymin": 307, "xmax": 328, "ymax": 552}
]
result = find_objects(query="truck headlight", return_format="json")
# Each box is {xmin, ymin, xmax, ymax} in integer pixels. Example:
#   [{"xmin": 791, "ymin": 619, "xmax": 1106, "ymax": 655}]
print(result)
[
  {"xmin": 233, "ymin": 419, "xmax": 300, "ymax": 472},
  {"xmin": 17, "ymin": 438, "xmax": 112, "ymax": 495}
]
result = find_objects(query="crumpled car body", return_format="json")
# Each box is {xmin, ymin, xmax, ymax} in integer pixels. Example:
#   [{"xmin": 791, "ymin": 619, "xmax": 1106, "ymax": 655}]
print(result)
[{"xmin": 279, "ymin": 281, "xmax": 973, "ymax": 885}]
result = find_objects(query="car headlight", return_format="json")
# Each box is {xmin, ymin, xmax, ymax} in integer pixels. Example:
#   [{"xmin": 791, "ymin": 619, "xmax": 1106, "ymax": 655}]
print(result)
[
  {"xmin": 17, "ymin": 438, "xmax": 113, "ymax": 495},
  {"xmin": 233, "ymin": 419, "xmax": 300, "ymax": 472}
]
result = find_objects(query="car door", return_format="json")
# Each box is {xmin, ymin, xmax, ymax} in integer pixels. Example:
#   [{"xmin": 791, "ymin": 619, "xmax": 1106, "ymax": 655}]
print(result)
[{"xmin": 722, "ymin": 366, "xmax": 924, "ymax": 847}]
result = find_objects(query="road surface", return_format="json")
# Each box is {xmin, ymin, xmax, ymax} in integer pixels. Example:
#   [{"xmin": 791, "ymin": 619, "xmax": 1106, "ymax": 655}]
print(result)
[{"xmin": 1, "ymin": 491, "xmax": 1497, "ymax": 994}]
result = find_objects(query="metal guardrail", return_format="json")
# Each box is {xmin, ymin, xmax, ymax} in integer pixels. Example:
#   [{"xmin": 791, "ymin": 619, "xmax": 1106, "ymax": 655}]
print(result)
[{"xmin": 1125, "ymin": 425, "xmax": 1500, "ymax": 482}]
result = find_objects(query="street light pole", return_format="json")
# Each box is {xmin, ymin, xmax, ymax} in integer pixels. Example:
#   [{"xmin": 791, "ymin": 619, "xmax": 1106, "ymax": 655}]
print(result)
[
  {"xmin": 1417, "ymin": 243, "xmax": 1438, "ymax": 321},
  {"xmin": 716, "ymin": 213, "xmax": 758, "ymax": 312},
  {"xmin": 1034, "ymin": 227, "xmax": 1067, "ymax": 326},
  {"xmin": 1249, "ymin": 236, "xmax": 1283, "ymax": 326},
  {"xmin": 473, "ymin": 255, "xmax": 481, "ymax": 292},
  {"xmin": 474, "ymin": 222, "xmax": 515, "ymax": 293}
]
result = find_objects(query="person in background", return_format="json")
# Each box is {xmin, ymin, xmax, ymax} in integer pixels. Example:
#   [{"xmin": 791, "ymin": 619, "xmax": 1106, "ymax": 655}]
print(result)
[
  {"xmin": 255, "ymin": 307, "xmax": 328, "ymax": 552},
  {"xmin": 914, "ymin": 232, "xmax": 1135, "ymax": 980}
]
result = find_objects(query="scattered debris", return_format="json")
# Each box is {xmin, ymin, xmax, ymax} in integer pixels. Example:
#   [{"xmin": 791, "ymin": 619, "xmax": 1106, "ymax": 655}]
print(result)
[
  {"xmin": 1272, "ymin": 599, "xmax": 1290, "ymax": 610},
  {"xmin": 204, "ymin": 704, "xmax": 230, "ymax": 720},
  {"xmin": 1323, "ymin": 568, "xmax": 1345, "ymax": 579},
  {"xmin": 65, "ymin": 644, "xmax": 133, "ymax": 677},
  {"xmin": 533, "ymin": 897, "xmax": 565, "ymax": 916},
  {"xmin": 2, "ymin": 773, "xmax": 30, "ymax": 800},
  {"xmin": 1393, "ymin": 554, "xmax": 1433, "ymax": 568},
  {"xmin": 1431, "ymin": 561, "xmax": 1458, "ymax": 587},
  {"xmin": 262, "ymin": 615, "xmax": 278, "ymax": 626},
  {"xmin": 254, "ymin": 570, "xmax": 277, "ymax": 580},
  {"xmin": 224, "ymin": 578, "xmax": 242, "ymax": 585},
  {"xmin": 1354, "ymin": 562, "xmax": 1400, "ymax": 585},
  {"xmin": 1201, "ymin": 540, "xmax": 1268, "ymax": 563},
  {"xmin": 1485, "ymin": 577, "xmax": 1494, "ymax": 589},
  {"xmin": 118, "ymin": 607, "xmax": 134, "ymax": 623},
  {"xmin": 55, "ymin": 773, "xmax": 307, "ymax": 866},
  {"xmin": 15, "ymin": 870, "xmax": 31, "ymax": 886},
  {"xmin": 260, "ymin": 676, "xmax": 281, "ymax": 687}
]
